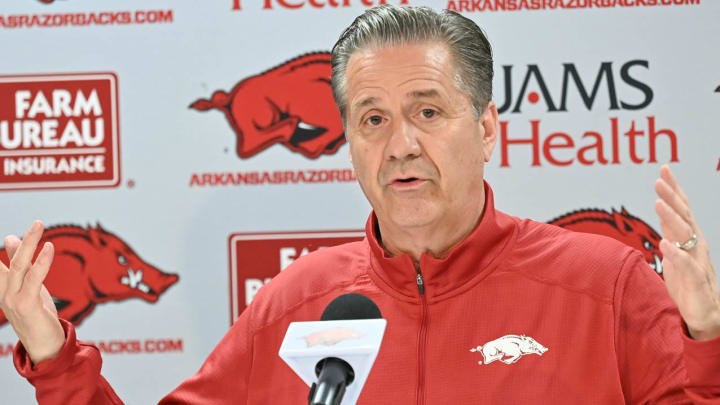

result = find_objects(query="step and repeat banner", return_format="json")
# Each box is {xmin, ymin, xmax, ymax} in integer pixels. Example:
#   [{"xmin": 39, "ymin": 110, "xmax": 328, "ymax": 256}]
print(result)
[{"xmin": 1, "ymin": 0, "xmax": 717, "ymax": 403}]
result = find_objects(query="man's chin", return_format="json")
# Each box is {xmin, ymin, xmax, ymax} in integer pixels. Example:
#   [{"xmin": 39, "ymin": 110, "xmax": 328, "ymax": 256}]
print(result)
[{"xmin": 384, "ymin": 207, "xmax": 439, "ymax": 229}]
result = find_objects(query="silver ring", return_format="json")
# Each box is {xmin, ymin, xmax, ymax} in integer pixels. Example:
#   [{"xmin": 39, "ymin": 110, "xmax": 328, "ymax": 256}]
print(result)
[{"xmin": 675, "ymin": 233, "xmax": 698, "ymax": 251}]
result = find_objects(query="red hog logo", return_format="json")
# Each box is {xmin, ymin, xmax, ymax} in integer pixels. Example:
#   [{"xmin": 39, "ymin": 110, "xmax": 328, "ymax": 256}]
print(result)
[
  {"xmin": 548, "ymin": 207, "xmax": 663, "ymax": 275},
  {"xmin": 0, "ymin": 224, "xmax": 179, "ymax": 326},
  {"xmin": 302, "ymin": 327, "xmax": 365, "ymax": 347},
  {"xmin": 190, "ymin": 52, "xmax": 345, "ymax": 159}
]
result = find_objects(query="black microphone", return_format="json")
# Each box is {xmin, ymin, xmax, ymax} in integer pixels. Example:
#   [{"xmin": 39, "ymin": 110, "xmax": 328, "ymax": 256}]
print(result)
[{"xmin": 308, "ymin": 293, "xmax": 382, "ymax": 405}]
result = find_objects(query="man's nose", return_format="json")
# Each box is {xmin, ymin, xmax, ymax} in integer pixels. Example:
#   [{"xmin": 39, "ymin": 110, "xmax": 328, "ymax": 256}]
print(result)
[{"xmin": 384, "ymin": 118, "xmax": 421, "ymax": 161}]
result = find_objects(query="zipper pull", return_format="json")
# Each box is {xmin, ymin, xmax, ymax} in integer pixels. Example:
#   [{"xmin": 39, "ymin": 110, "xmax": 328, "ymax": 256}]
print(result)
[{"xmin": 416, "ymin": 273, "xmax": 425, "ymax": 295}]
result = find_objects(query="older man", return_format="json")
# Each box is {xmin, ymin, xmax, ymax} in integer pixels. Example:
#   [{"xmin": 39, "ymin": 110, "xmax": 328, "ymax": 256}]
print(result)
[{"xmin": 3, "ymin": 5, "xmax": 720, "ymax": 404}]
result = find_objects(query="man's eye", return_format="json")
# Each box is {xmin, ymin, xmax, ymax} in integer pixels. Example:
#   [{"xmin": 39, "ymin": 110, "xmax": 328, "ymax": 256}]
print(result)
[
  {"xmin": 420, "ymin": 109, "xmax": 437, "ymax": 119},
  {"xmin": 366, "ymin": 115, "xmax": 383, "ymax": 126}
]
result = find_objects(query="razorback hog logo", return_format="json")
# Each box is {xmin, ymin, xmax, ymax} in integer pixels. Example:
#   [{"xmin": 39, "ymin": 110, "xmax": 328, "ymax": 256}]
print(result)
[
  {"xmin": 301, "ymin": 327, "xmax": 365, "ymax": 347},
  {"xmin": 0, "ymin": 224, "xmax": 179, "ymax": 326},
  {"xmin": 548, "ymin": 207, "xmax": 663, "ymax": 275},
  {"xmin": 190, "ymin": 52, "xmax": 345, "ymax": 159},
  {"xmin": 470, "ymin": 334, "xmax": 548, "ymax": 365}
]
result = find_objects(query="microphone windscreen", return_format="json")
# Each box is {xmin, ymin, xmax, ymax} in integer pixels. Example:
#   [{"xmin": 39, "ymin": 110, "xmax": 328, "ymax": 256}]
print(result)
[{"xmin": 320, "ymin": 293, "xmax": 382, "ymax": 321}]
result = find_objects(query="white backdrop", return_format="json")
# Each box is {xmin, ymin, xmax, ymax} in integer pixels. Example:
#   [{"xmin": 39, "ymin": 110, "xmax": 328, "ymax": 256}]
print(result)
[{"xmin": 0, "ymin": 0, "xmax": 718, "ymax": 403}]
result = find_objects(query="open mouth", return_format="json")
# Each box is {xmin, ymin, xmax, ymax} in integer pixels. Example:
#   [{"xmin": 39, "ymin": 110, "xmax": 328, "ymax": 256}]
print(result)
[
  {"xmin": 120, "ymin": 268, "xmax": 157, "ymax": 295},
  {"xmin": 396, "ymin": 177, "xmax": 419, "ymax": 183}
]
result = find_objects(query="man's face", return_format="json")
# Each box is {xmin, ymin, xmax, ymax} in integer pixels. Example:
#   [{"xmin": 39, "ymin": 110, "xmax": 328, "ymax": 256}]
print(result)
[{"xmin": 345, "ymin": 42, "xmax": 498, "ymax": 231}]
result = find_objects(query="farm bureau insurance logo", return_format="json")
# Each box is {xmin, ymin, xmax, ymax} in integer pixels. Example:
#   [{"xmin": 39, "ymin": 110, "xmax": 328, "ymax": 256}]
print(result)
[
  {"xmin": 0, "ymin": 73, "xmax": 120, "ymax": 191},
  {"xmin": 231, "ymin": 0, "xmax": 409, "ymax": 11},
  {"xmin": 228, "ymin": 230, "xmax": 364, "ymax": 324},
  {"xmin": 496, "ymin": 60, "xmax": 680, "ymax": 168},
  {"xmin": 0, "ymin": 223, "xmax": 178, "ymax": 326}
]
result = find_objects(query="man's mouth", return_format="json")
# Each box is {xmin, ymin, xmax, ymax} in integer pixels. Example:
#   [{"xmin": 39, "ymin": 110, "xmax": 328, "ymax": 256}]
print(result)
[{"xmin": 391, "ymin": 177, "xmax": 426, "ymax": 188}]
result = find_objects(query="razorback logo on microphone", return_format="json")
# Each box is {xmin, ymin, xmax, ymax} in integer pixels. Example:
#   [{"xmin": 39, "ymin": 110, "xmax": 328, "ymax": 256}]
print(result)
[
  {"xmin": 0, "ymin": 223, "xmax": 178, "ymax": 326},
  {"xmin": 548, "ymin": 207, "xmax": 663, "ymax": 275},
  {"xmin": 228, "ymin": 230, "xmax": 364, "ymax": 324},
  {"xmin": 232, "ymin": 0, "xmax": 409, "ymax": 11},
  {"xmin": 302, "ymin": 327, "xmax": 365, "ymax": 347},
  {"xmin": 190, "ymin": 53, "xmax": 345, "ymax": 159},
  {"xmin": 0, "ymin": 73, "xmax": 120, "ymax": 191}
]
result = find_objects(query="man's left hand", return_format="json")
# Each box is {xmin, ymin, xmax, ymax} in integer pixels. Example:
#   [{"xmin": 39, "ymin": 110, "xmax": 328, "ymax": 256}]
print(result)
[{"xmin": 655, "ymin": 164, "xmax": 720, "ymax": 340}]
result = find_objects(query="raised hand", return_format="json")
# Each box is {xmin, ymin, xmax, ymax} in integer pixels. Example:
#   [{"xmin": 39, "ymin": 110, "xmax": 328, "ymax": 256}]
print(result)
[
  {"xmin": 0, "ymin": 221, "xmax": 65, "ymax": 364},
  {"xmin": 655, "ymin": 165, "xmax": 720, "ymax": 340}
]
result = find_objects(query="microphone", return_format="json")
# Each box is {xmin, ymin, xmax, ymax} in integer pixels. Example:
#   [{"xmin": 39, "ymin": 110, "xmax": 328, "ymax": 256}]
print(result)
[{"xmin": 279, "ymin": 293, "xmax": 386, "ymax": 405}]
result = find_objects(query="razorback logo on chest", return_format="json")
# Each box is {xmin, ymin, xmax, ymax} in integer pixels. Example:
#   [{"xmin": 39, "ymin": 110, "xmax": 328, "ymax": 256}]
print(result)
[
  {"xmin": 470, "ymin": 334, "xmax": 548, "ymax": 365},
  {"xmin": 190, "ymin": 52, "xmax": 345, "ymax": 159},
  {"xmin": 548, "ymin": 207, "xmax": 663, "ymax": 274},
  {"xmin": 0, "ymin": 224, "xmax": 179, "ymax": 326}
]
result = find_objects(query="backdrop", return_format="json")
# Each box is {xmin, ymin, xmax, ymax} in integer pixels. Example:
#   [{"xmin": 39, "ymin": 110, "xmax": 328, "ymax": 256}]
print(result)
[{"xmin": 1, "ymin": 0, "xmax": 718, "ymax": 403}]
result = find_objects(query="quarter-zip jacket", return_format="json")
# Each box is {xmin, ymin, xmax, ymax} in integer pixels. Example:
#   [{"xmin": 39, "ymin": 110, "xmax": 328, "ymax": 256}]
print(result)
[{"xmin": 14, "ymin": 184, "xmax": 720, "ymax": 404}]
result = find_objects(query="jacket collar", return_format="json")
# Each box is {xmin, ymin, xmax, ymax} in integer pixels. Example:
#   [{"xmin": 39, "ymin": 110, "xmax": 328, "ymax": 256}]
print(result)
[{"xmin": 365, "ymin": 182, "xmax": 517, "ymax": 301}]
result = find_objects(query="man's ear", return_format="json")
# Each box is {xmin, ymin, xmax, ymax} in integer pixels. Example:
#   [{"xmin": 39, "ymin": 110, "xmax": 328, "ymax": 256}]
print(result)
[{"xmin": 479, "ymin": 101, "xmax": 499, "ymax": 163}]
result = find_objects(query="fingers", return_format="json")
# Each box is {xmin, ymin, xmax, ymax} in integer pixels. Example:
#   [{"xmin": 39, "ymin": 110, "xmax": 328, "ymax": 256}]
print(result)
[
  {"xmin": 660, "ymin": 164, "xmax": 690, "ymax": 207},
  {"xmin": 7, "ymin": 221, "xmax": 44, "ymax": 294},
  {"xmin": 24, "ymin": 242, "xmax": 54, "ymax": 299},
  {"xmin": 4, "ymin": 235, "xmax": 21, "ymax": 262},
  {"xmin": 655, "ymin": 199, "xmax": 694, "ymax": 245},
  {"xmin": 660, "ymin": 239, "xmax": 705, "ymax": 290},
  {"xmin": 655, "ymin": 178, "xmax": 694, "ymax": 226}
]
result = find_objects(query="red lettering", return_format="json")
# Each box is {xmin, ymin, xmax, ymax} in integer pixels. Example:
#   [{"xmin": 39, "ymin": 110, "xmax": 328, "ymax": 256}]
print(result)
[
  {"xmin": 145, "ymin": 339, "xmax": 183, "ymax": 353},
  {"xmin": 267, "ymin": 0, "xmax": 304, "ymax": 8},
  {"xmin": 624, "ymin": 120, "xmax": 644, "ymax": 163},
  {"xmin": 543, "ymin": 132, "xmax": 574, "ymax": 166},
  {"xmin": 577, "ymin": 131, "xmax": 608, "ymax": 165},
  {"xmin": 647, "ymin": 116, "xmax": 678, "ymax": 163},
  {"xmin": 610, "ymin": 117, "xmax": 620, "ymax": 164},
  {"xmin": 0, "ymin": 343, "xmax": 15, "ymax": 357},
  {"xmin": 500, "ymin": 120, "xmax": 541, "ymax": 167}
]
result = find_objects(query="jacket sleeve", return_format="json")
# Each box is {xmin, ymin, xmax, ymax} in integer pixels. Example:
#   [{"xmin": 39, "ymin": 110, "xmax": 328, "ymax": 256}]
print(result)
[
  {"xmin": 13, "ymin": 318, "xmax": 123, "ymax": 405},
  {"xmin": 158, "ymin": 304, "xmax": 254, "ymax": 404},
  {"xmin": 614, "ymin": 251, "xmax": 720, "ymax": 404}
]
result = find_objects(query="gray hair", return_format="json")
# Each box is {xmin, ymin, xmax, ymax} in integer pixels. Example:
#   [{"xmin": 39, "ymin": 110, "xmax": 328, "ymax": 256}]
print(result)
[{"xmin": 330, "ymin": 5, "xmax": 493, "ymax": 123}]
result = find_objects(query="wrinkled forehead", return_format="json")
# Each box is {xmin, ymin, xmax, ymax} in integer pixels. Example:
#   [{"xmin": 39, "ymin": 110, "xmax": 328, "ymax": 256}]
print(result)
[{"xmin": 345, "ymin": 42, "xmax": 460, "ymax": 106}]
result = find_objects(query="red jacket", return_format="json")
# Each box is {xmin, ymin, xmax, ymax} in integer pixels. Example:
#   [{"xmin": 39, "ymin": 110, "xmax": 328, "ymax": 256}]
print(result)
[{"xmin": 15, "ymin": 185, "xmax": 720, "ymax": 404}]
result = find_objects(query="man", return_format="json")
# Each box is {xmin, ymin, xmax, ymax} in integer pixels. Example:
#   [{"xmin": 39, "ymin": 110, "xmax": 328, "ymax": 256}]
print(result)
[{"xmin": 2, "ymin": 5, "xmax": 719, "ymax": 404}]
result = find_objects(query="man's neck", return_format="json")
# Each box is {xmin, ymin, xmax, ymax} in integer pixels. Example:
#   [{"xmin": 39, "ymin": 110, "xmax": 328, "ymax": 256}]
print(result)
[{"xmin": 376, "ymin": 195, "xmax": 487, "ymax": 266}]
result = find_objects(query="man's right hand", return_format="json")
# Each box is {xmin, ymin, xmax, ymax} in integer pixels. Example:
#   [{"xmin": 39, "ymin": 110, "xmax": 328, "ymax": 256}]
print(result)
[{"xmin": 0, "ymin": 220, "xmax": 65, "ymax": 365}]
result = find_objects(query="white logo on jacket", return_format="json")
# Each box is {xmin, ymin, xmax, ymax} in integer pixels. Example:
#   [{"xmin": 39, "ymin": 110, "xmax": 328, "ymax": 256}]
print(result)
[{"xmin": 470, "ymin": 334, "xmax": 548, "ymax": 365}]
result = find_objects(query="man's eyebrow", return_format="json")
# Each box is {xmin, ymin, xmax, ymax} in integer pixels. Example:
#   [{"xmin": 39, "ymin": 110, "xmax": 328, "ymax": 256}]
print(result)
[
  {"xmin": 407, "ymin": 89, "xmax": 441, "ymax": 99},
  {"xmin": 352, "ymin": 96, "xmax": 380, "ymax": 111}
]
